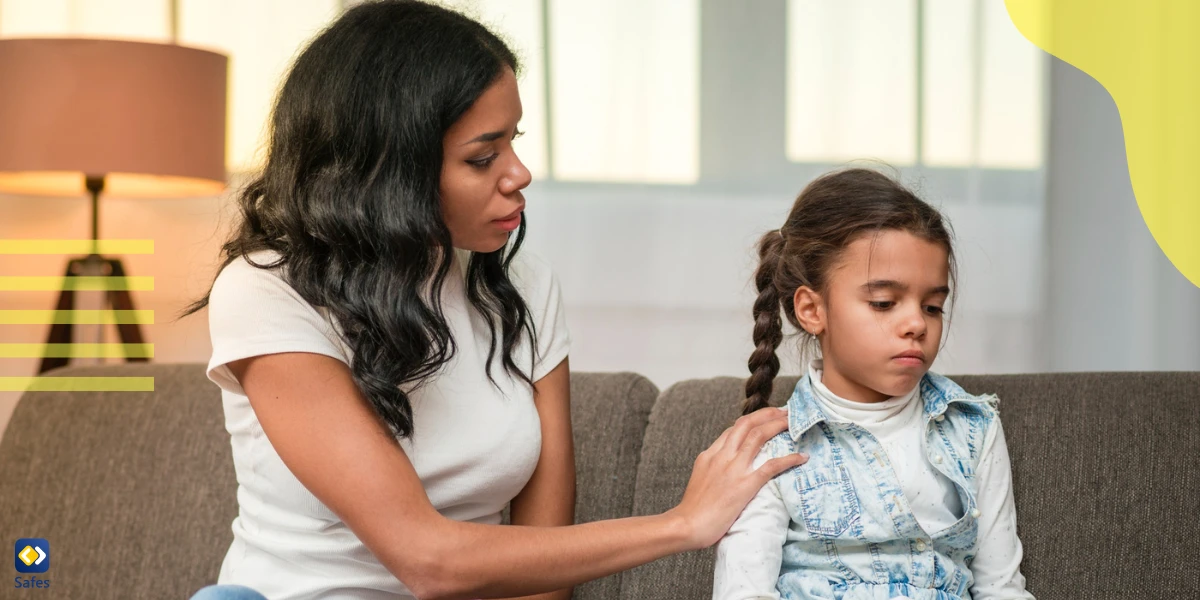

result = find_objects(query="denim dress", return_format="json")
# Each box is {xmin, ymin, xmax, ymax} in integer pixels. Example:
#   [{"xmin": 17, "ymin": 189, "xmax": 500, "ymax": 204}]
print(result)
[{"xmin": 764, "ymin": 372, "xmax": 999, "ymax": 599}]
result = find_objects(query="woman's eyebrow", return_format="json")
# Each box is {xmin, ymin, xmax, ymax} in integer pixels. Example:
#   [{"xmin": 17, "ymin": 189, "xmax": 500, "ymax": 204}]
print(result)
[{"xmin": 461, "ymin": 130, "xmax": 506, "ymax": 145}]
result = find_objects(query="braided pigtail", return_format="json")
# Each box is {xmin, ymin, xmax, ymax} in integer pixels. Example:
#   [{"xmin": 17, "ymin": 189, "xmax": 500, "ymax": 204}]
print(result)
[{"xmin": 743, "ymin": 230, "xmax": 786, "ymax": 414}]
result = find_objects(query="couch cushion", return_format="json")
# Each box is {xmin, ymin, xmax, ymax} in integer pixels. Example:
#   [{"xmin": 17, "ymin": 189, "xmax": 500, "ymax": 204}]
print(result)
[
  {"xmin": 0, "ymin": 363, "xmax": 235, "ymax": 600},
  {"xmin": 568, "ymin": 372, "xmax": 659, "ymax": 600},
  {"xmin": 953, "ymin": 372, "xmax": 1200, "ymax": 598},
  {"xmin": 624, "ymin": 372, "xmax": 1200, "ymax": 599}
]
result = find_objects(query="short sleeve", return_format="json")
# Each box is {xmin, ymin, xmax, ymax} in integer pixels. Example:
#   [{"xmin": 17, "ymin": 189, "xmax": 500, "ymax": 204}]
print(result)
[
  {"xmin": 205, "ymin": 253, "xmax": 350, "ymax": 396},
  {"xmin": 510, "ymin": 251, "xmax": 571, "ymax": 382}
]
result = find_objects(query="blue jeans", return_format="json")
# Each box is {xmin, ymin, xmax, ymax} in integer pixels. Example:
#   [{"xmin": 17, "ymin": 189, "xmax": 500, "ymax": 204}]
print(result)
[{"xmin": 189, "ymin": 585, "xmax": 268, "ymax": 600}]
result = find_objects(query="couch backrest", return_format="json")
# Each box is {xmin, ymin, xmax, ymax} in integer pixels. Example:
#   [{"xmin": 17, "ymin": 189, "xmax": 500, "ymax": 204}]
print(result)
[
  {"xmin": 0, "ymin": 364, "xmax": 235, "ymax": 600},
  {"xmin": 563, "ymin": 371, "xmax": 660, "ymax": 600},
  {"xmin": 0, "ymin": 364, "xmax": 659, "ymax": 600},
  {"xmin": 623, "ymin": 372, "xmax": 1200, "ymax": 599}
]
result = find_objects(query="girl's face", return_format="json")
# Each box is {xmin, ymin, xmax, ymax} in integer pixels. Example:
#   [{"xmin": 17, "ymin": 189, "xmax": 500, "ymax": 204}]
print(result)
[
  {"xmin": 794, "ymin": 230, "xmax": 950, "ymax": 403},
  {"xmin": 440, "ymin": 68, "xmax": 532, "ymax": 253}
]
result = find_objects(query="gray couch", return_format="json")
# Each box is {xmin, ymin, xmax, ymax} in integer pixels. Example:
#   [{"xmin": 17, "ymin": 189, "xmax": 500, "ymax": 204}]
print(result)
[{"xmin": 1, "ymin": 364, "xmax": 1198, "ymax": 599}]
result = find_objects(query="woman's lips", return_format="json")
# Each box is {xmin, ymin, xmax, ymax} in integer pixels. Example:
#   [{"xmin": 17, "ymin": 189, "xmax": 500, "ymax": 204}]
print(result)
[{"xmin": 493, "ymin": 210, "xmax": 522, "ymax": 232}]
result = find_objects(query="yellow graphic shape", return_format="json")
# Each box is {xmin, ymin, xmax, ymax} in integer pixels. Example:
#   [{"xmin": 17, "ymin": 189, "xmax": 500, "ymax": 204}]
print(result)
[
  {"xmin": 0, "ymin": 239, "xmax": 154, "ymax": 254},
  {"xmin": 0, "ymin": 276, "xmax": 154, "ymax": 291},
  {"xmin": 0, "ymin": 377, "xmax": 155, "ymax": 392},
  {"xmin": 0, "ymin": 310, "xmax": 154, "ymax": 325},
  {"xmin": 17, "ymin": 545, "xmax": 36, "ymax": 566},
  {"xmin": 0, "ymin": 343, "xmax": 154, "ymax": 359},
  {"xmin": 1004, "ymin": 0, "xmax": 1200, "ymax": 287}
]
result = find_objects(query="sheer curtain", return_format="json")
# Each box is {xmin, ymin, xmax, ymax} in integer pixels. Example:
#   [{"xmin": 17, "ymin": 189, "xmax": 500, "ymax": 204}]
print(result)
[
  {"xmin": 1, "ymin": 0, "xmax": 1087, "ymax": 395},
  {"xmin": 512, "ymin": 0, "xmax": 1049, "ymax": 388}
]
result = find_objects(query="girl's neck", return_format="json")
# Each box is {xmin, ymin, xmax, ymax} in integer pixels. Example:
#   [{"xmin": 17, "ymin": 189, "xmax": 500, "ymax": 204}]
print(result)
[{"xmin": 814, "ymin": 359, "xmax": 891, "ymax": 404}]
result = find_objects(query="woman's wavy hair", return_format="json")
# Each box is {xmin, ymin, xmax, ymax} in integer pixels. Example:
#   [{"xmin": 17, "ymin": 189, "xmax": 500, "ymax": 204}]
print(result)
[
  {"xmin": 183, "ymin": 0, "xmax": 537, "ymax": 438},
  {"xmin": 742, "ymin": 168, "xmax": 957, "ymax": 414}
]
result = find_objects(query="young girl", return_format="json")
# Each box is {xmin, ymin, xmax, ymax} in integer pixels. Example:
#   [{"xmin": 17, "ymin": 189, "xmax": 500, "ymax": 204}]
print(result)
[{"xmin": 714, "ymin": 169, "xmax": 1034, "ymax": 600}]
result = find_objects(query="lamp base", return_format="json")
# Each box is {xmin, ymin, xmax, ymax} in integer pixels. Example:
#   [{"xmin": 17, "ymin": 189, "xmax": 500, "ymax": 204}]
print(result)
[{"xmin": 38, "ymin": 255, "xmax": 147, "ymax": 374}]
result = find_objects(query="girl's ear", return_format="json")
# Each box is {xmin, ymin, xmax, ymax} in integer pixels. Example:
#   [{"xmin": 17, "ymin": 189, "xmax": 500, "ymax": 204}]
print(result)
[{"xmin": 793, "ymin": 286, "xmax": 825, "ymax": 336}]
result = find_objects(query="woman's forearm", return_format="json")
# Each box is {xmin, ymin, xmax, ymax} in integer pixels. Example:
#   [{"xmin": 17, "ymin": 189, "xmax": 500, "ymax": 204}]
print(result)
[{"xmin": 403, "ymin": 511, "xmax": 693, "ymax": 600}]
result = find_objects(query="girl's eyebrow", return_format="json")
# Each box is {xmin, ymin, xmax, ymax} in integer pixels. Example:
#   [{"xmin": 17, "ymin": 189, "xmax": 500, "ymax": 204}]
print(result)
[
  {"xmin": 861, "ymin": 279, "xmax": 906, "ymax": 292},
  {"xmin": 860, "ymin": 280, "xmax": 950, "ymax": 296}
]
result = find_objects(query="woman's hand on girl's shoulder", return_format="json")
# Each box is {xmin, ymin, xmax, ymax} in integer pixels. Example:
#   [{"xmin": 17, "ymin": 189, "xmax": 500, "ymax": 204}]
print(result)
[{"xmin": 668, "ymin": 406, "xmax": 807, "ymax": 550}]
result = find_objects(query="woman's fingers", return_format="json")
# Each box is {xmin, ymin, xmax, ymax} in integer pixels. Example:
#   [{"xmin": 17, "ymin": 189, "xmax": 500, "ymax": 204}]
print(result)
[
  {"xmin": 737, "ymin": 417, "xmax": 789, "ymax": 456},
  {"xmin": 719, "ymin": 406, "xmax": 787, "ymax": 454},
  {"xmin": 756, "ymin": 453, "xmax": 808, "ymax": 484},
  {"xmin": 671, "ymin": 407, "xmax": 799, "ymax": 550}
]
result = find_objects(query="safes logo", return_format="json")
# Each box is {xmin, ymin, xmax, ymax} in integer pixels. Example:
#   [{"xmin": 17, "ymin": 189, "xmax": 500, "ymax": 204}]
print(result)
[{"xmin": 14, "ymin": 539, "xmax": 50, "ymax": 590}]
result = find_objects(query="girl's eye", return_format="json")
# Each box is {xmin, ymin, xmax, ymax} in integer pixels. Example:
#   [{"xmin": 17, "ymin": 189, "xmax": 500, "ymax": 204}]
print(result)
[
  {"xmin": 512, "ymin": 128, "xmax": 525, "ymax": 140},
  {"xmin": 925, "ymin": 305, "xmax": 945, "ymax": 315},
  {"xmin": 869, "ymin": 301, "xmax": 894, "ymax": 310},
  {"xmin": 466, "ymin": 154, "xmax": 498, "ymax": 169}
]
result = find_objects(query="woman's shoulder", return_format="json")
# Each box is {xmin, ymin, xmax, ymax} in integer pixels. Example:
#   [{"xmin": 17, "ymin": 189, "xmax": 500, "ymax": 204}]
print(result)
[
  {"xmin": 208, "ymin": 249, "xmax": 325, "ymax": 324},
  {"xmin": 505, "ymin": 247, "xmax": 561, "ymax": 298},
  {"xmin": 507, "ymin": 246, "xmax": 554, "ymax": 276},
  {"xmin": 213, "ymin": 249, "xmax": 286, "ymax": 285}
]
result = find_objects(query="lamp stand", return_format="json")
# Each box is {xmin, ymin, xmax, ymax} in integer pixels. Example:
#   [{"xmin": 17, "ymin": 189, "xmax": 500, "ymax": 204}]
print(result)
[{"xmin": 38, "ymin": 175, "xmax": 147, "ymax": 374}]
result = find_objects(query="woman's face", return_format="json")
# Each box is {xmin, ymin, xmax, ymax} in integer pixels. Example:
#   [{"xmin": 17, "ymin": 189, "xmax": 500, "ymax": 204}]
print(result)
[{"xmin": 440, "ymin": 68, "xmax": 532, "ymax": 253}]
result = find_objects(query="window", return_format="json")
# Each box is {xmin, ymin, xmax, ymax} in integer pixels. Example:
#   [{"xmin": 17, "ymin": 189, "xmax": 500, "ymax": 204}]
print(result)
[
  {"xmin": 787, "ymin": 0, "xmax": 1043, "ymax": 169},
  {"xmin": 0, "ymin": 0, "xmax": 1044, "ymax": 183}
]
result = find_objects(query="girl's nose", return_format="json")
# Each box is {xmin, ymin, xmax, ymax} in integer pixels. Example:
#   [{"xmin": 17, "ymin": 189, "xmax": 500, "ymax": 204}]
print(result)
[{"xmin": 900, "ymin": 306, "xmax": 927, "ymax": 339}]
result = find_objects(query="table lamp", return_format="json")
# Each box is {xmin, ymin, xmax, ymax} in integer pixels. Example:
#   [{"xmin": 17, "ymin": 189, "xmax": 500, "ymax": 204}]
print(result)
[{"xmin": 0, "ymin": 38, "xmax": 228, "ymax": 374}]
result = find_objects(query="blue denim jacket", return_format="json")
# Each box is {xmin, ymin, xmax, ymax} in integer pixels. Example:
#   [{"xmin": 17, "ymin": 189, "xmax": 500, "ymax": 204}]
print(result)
[{"xmin": 766, "ymin": 372, "xmax": 999, "ymax": 599}]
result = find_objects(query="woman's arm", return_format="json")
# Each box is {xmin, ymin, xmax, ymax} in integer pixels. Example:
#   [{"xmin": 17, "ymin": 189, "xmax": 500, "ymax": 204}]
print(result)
[
  {"xmin": 968, "ymin": 420, "xmax": 1035, "ymax": 600},
  {"xmin": 230, "ymin": 351, "xmax": 803, "ymax": 600},
  {"xmin": 498, "ymin": 358, "xmax": 575, "ymax": 600}
]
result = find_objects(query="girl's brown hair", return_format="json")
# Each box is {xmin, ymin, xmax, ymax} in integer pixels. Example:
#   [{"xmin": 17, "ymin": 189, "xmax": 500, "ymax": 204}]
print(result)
[{"xmin": 743, "ymin": 168, "xmax": 957, "ymax": 414}]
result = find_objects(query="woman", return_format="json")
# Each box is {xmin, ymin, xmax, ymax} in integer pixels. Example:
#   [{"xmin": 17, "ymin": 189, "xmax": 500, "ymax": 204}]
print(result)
[{"xmin": 186, "ymin": 2, "xmax": 805, "ymax": 599}]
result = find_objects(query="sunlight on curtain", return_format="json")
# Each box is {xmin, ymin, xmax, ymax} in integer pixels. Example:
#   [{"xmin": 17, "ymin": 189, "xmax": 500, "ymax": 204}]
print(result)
[
  {"xmin": 922, "ymin": 0, "xmax": 1043, "ymax": 168},
  {"xmin": 178, "ymin": 0, "xmax": 341, "ymax": 173},
  {"xmin": 0, "ymin": 0, "xmax": 169, "ymax": 42},
  {"xmin": 788, "ymin": 0, "xmax": 1042, "ymax": 169},
  {"xmin": 976, "ymin": 0, "xmax": 1042, "ymax": 169},
  {"xmin": 786, "ymin": 0, "xmax": 917, "ymax": 165},
  {"xmin": 548, "ymin": 0, "xmax": 699, "ymax": 183}
]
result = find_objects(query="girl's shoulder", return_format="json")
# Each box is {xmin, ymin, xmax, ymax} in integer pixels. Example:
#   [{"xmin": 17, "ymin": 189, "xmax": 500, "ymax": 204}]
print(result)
[{"xmin": 920, "ymin": 371, "xmax": 1000, "ymax": 410}]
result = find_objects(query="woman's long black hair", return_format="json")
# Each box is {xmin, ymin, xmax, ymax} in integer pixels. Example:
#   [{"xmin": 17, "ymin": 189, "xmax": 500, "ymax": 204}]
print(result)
[{"xmin": 183, "ymin": 0, "xmax": 537, "ymax": 438}]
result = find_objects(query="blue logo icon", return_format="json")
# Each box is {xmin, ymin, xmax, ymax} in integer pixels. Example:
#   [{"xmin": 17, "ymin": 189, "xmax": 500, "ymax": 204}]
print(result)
[{"xmin": 14, "ymin": 539, "xmax": 49, "ymax": 574}]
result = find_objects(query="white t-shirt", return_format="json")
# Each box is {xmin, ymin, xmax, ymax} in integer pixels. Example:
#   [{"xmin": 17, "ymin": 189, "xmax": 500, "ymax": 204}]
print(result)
[{"xmin": 205, "ymin": 248, "xmax": 570, "ymax": 600}]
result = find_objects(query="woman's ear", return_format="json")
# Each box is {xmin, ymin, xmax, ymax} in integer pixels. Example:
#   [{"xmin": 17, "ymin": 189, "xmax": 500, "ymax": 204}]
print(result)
[{"xmin": 793, "ymin": 286, "xmax": 825, "ymax": 336}]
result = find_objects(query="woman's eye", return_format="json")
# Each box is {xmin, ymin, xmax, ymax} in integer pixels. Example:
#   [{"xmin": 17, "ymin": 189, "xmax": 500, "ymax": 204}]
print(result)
[
  {"xmin": 466, "ymin": 154, "xmax": 498, "ymax": 169},
  {"xmin": 869, "ymin": 301, "xmax": 894, "ymax": 310},
  {"xmin": 512, "ymin": 128, "xmax": 525, "ymax": 140},
  {"xmin": 925, "ymin": 305, "xmax": 945, "ymax": 315}
]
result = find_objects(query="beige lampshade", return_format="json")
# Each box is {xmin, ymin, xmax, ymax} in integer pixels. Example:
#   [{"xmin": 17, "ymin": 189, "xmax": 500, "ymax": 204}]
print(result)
[{"xmin": 0, "ymin": 38, "xmax": 228, "ymax": 198}]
